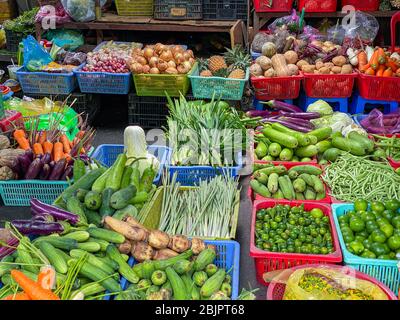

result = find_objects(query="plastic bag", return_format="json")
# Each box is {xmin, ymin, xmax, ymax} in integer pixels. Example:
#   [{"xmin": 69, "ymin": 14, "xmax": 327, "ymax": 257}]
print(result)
[
  {"xmin": 281, "ymin": 266, "xmax": 389, "ymax": 300},
  {"xmin": 342, "ymin": 11, "xmax": 379, "ymax": 48},
  {"xmin": 298, "ymin": 26, "xmax": 325, "ymax": 43},
  {"xmin": 61, "ymin": 0, "xmax": 106, "ymax": 22},
  {"xmin": 45, "ymin": 29, "xmax": 84, "ymax": 51},
  {"xmin": 268, "ymin": 10, "xmax": 300, "ymax": 33},
  {"xmin": 23, "ymin": 35, "xmax": 52, "ymax": 71},
  {"xmin": 251, "ymin": 32, "xmax": 274, "ymax": 53},
  {"xmin": 35, "ymin": 2, "xmax": 71, "ymax": 25},
  {"xmin": 327, "ymin": 23, "xmax": 346, "ymax": 45},
  {"xmin": 360, "ymin": 109, "xmax": 400, "ymax": 134},
  {"xmin": 62, "ymin": 52, "xmax": 87, "ymax": 66}
]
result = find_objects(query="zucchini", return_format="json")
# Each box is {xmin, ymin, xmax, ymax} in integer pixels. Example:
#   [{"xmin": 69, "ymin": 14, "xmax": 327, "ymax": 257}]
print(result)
[
  {"xmin": 87, "ymin": 227, "xmax": 125, "ymax": 244},
  {"xmin": 106, "ymin": 245, "xmax": 139, "ymax": 284},
  {"xmin": 294, "ymin": 145, "xmax": 318, "ymax": 158},
  {"xmin": 38, "ymin": 241, "xmax": 68, "ymax": 274},
  {"xmin": 99, "ymin": 187, "xmax": 115, "ymax": 217},
  {"xmin": 273, "ymin": 189, "xmax": 284, "ymax": 199},
  {"xmin": 62, "ymin": 231, "xmax": 90, "ymax": 242},
  {"xmin": 332, "ymin": 136, "xmax": 366, "ymax": 156},
  {"xmin": 315, "ymin": 140, "xmax": 332, "ymax": 154},
  {"xmin": 348, "ymin": 132, "xmax": 374, "ymax": 153},
  {"xmin": 76, "ymin": 242, "xmax": 101, "ymax": 253},
  {"xmin": 250, "ymin": 179, "xmax": 271, "ymax": 198},
  {"xmin": 288, "ymin": 165, "xmax": 322, "ymax": 176},
  {"xmin": 165, "ymin": 267, "xmax": 188, "ymax": 300},
  {"xmin": 70, "ymin": 249, "xmax": 115, "ymax": 275},
  {"xmin": 200, "ymin": 269, "xmax": 226, "ymax": 298},
  {"xmin": 75, "ymin": 189, "xmax": 89, "ymax": 202},
  {"xmin": 271, "ymin": 123, "xmax": 311, "ymax": 146},
  {"xmin": 69, "ymin": 259, "xmax": 121, "ymax": 292},
  {"xmin": 307, "ymin": 127, "xmax": 332, "ymax": 142},
  {"xmin": 193, "ymin": 248, "xmax": 216, "ymax": 272},
  {"xmin": 267, "ymin": 173, "xmax": 279, "ymax": 194},
  {"xmin": 91, "ymin": 167, "xmax": 112, "ymax": 193},
  {"xmin": 262, "ymin": 125, "xmax": 299, "ymax": 149}
]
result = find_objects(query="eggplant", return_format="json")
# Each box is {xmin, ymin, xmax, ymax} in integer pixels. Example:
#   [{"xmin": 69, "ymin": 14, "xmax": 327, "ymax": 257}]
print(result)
[
  {"xmin": 60, "ymin": 165, "xmax": 73, "ymax": 181},
  {"xmin": 24, "ymin": 158, "xmax": 43, "ymax": 180},
  {"xmin": 18, "ymin": 153, "xmax": 32, "ymax": 175},
  {"xmin": 245, "ymin": 110, "xmax": 270, "ymax": 118},
  {"xmin": 9, "ymin": 157, "xmax": 21, "ymax": 178},
  {"xmin": 49, "ymin": 161, "xmax": 55, "ymax": 169},
  {"xmin": 26, "ymin": 149, "xmax": 34, "ymax": 161},
  {"xmin": 39, "ymin": 164, "xmax": 51, "ymax": 180},
  {"xmin": 30, "ymin": 198, "xmax": 79, "ymax": 224},
  {"xmin": 41, "ymin": 152, "xmax": 52, "ymax": 165},
  {"xmin": 32, "ymin": 212, "xmax": 55, "ymax": 223},
  {"xmin": 11, "ymin": 219, "xmax": 64, "ymax": 236},
  {"xmin": 279, "ymin": 111, "xmax": 320, "ymax": 120},
  {"xmin": 48, "ymin": 158, "xmax": 66, "ymax": 180},
  {"xmin": 262, "ymin": 118, "xmax": 312, "ymax": 133},
  {"xmin": 280, "ymin": 117, "xmax": 315, "ymax": 129},
  {"xmin": 262, "ymin": 100, "xmax": 303, "ymax": 113}
]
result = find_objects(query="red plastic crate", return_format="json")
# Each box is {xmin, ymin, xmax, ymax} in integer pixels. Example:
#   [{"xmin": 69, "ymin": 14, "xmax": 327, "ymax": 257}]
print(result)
[
  {"xmin": 251, "ymin": 74, "xmax": 303, "ymax": 101},
  {"xmin": 248, "ymin": 163, "xmax": 332, "ymax": 204},
  {"xmin": 250, "ymin": 200, "xmax": 343, "ymax": 286},
  {"xmin": 341, "ymin": 0, "xmax": 379, "ymax": 11},
  {"xmin": 303, "ymin": 72, "xmax": 358, "ymax": 98},
  {"xmin": 253, "ymin": 0, "xmax": 294, "ymax": 12},
  {"xmin": 266, "ymin": 264, "xmax": 398, "ymax": 300},
  {"xmin": 357, "ymin": 72, "xmax": 400, "ymax": 101},
  {"xmin": 298, "ymin": 0, "xmax": 337, "ymax": 12}
]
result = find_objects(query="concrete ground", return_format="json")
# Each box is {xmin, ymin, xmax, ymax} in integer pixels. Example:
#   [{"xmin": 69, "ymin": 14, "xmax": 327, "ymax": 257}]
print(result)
[{"xmin": 0, "ymin": 127, "xmax": 267, "ymax": 299}]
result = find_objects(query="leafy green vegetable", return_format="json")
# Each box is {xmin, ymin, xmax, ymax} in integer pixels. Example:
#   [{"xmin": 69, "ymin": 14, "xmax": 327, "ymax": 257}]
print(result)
[
  {"xmin": 3, "ymin": 7, "xmax": 39, "ymax": 34},
  {"xmin": 306, "ymin": 99, "xmax": 333, "ymax": 117}
]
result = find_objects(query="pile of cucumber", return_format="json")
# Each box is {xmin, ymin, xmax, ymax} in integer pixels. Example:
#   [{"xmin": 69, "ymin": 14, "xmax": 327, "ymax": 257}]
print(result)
[
  {"xmin": 250, "ymin": 164, "xmax": 326, "ymax": 201},
  {"xmin": 255, "ymin": 124, "xmax": 332, "ymax": 162},
  {"xmin": 116, "ymin": 247, "xmax": 233, "ymax": 300},
  {"xmin": 55, "ymin": 153, "xmax": 157, "ymax": 227}
]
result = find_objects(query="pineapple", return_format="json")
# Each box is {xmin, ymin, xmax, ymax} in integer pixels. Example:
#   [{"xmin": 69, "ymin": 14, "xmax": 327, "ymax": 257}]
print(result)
[
  {"xmin": 198, "ymin": 58, "xmax": 212, "ymax": 77},
  {"xmin": 200, "ymin": 69, "xmax": 212, "ymax": 77},
  {"xmin": 208, "ymin": 55, "xmax": 227, "ymax": 73},
  {"xmin": 224, "ymin": 45, "xmax": 251, "ymax": 72},
  {"xmin": 228, "ymin": 68, "xmax": 245, "ymax": 79},
  {"xmin": 212, "ymin": 68, "xmax": 229, "ymax": 78}
]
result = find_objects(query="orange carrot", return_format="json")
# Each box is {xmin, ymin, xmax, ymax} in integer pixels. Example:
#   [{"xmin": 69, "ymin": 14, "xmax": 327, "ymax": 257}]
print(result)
[
  {"xmin": 38, "ymin": 131, "xmax": 47, "ymax": 145},
  {"xmin": 386, "ymin": 58, "xmax": 399, "ymax": 71},
  {"xmin": 10, "ymin": 270, "xmax": 59, "ymax": 300},
  {"xmin": 376, "ymin": 64, "xmax": 386, "ymax": 77},
  {"xmin": 383, "ymin": 67, "xmax": 393, "ymax": 77},
  {"xmin": 2, "ymin": 292, "xmax": 31, "ymax": 300},
  {"xmin": 53, "ymin": 142, "xmax": 64, "ymax": 162},
  {"xmin": 365, "ymin": 67, "xmax": 375, "ymax": 75},
  {"xmin": 358, "ymin": 51, "xmax": 368, "ymax": 69},
  {"xmin": 42, "ymin": 140, "xmax": 53, "ymax": 155},
  {"xmin": 33, "ymin": 143, "xmax": 44, "ymax": 156},
  {"xmin": 377, "ymin": 48, "xmax": 386, "ymax": 65},
  {"xmin": 359, "ymin": 63, "xmax": 371, "ymax": 73},
  {"xmin": 369, "ymin": 50, "xmax": 379, "ymax": 70},
  {"xmin": 37, "ymin": 266, "xmax": 56, "ymax": 290},
  {"xmin": 13, "ymin": 129, "xmax": 30, "ymax": 150},
  {"xmin": 60, "ymin": 134, "xmax": 71, "ymax": 154},
  {"xmin": 64, "ymin": 153, "xmax": 72, "ymax": 162}
]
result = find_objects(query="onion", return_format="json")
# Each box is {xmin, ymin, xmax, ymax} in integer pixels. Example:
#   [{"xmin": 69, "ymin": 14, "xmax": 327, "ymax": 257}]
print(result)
[
  {"xmin": 130, "ymin": 62, "xmax": 143, "ymax": 74},
  {"xmin": 183, "ymin": 52, "xmax": 191, "ymax": 61},
  {"xmin": 172, "ymin": 45, "xmax": 184, "ymax": 55},
  {"xmin": 175, "ymin": 53, "xmax": 185, "ymax": 64},
  {"xmin": 157, "ymin": 59, "xmax": 168, "ymax": 72},
  {"xmin": 165, "ymin": 67, "xmax": 178, "ymax": 74},
  {"xmin": 186, "ymin": 49, "xmax": 194, "ymax": 58},
  {"xmin": 188, "ymin": 58, "xmax": 195, "ymax": 66},
  {"xmin": 136, "ymin": 56, "xmax": 147, "ymax": 66},
  {"xmin": 167, "ymin": 60, "xmax": 176, "ymax": 68},
  {"xmin": 142, "ymin": 65, "xmax": 151, "ymax": 74},
  {"xmin": 149, "ymin": 56, "xmax": 159, "ymax": 68},
  {"xmin": 182, "ymin": 61, "xmax": 192, "ymax": 71},
  {"xmin": 177, "ymin": 64, "xmax": 189, "ymax": 74},
  {"xmin": 144, "ymin": 47, "xmax": 154, "ymax": 60},
  {"xmin": 150, "ymin": 67, "xmax": 160, "ymax": 74},
  {"xmin": 160, "ymin": 50, "xmax": 173, "ymax": 62}
]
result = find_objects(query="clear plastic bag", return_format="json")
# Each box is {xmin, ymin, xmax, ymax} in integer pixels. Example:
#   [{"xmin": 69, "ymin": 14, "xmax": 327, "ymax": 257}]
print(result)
[
  {"xmin": 251, "ymin": 32, "xmax": 274, "ymax": 53},
  {"xmin": 35, "ymin": 2, "xmax": 71, "ymax": 25},
  {"xmin": 360, "ymin": 109, "xmax": 400, "ymax": 134},
  {"xmin": 22, "ymin": 35, "xmax": 52, "ymax": 71},
  {"xmin": 268, "ymin": 10, "xmax": 300, "ymax": 33},
  {"xmin": 327, "ymin": 24, "xmax": 346, "ymax": 45},
  {"xmin": 342, "ymin": 11, "xmax": 379, "ymax": 48},
  {"xmin": 60, "ymin": 0, "xmax": 106, "ymax": 22}
]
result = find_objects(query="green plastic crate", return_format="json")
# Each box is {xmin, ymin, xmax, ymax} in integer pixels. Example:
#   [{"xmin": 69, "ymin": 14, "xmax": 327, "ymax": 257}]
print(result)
[
  {"xmin": 189, "ymin": 64, "xmax": 249, "ymax": 100},
  {"xmin": 115, "ymin": 0, "xmax": 153, "ymax": 16},
  {"xmin": 0, "ymin": 180, "xmax": 69, "ymax": 206},
  {"xmin": 139, "ymin": 186, "xmax": 240, "ymax": 240},
  {"xmin": 133, "ymin": 64, "xmax": 195, "ymax": 97}
]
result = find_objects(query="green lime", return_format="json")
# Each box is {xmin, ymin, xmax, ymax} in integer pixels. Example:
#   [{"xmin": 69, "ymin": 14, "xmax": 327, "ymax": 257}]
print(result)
[
  {"xmin": 310, "ymin": 208, "xmax": 324, "ymax": 219},
  {"xmin": 371, "ymin": 201, "xmax": 385, "ymax": 213},
  {"xmin": 349, "ymin": 217, "xmax": 365, "ymax": 232},
  {"xmin": 354, "ymin": 199, "xmax": 368, "ymax": 212}
]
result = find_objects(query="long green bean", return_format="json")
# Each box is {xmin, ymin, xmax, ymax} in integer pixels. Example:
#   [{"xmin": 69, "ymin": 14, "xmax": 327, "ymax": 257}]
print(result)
[{"xmin": 322, "ymin": 153, "xmax": 400, "ymax": 202}]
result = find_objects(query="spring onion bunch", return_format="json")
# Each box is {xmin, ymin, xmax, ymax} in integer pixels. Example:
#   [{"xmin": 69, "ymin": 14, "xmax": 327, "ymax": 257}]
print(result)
[{"xmin": 159, "ymin": 173, "xmax": 240, "ymax": 238}]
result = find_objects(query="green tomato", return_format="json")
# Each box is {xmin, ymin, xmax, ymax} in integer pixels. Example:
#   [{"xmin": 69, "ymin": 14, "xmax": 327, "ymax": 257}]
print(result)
[
  {"xmin": 370, "ymin": 243, "xmax": 388, "ymax": 256},
  {"xmin": 349, "ymin": 241, "xmax": 364, "ymax": 255},
  {"xmin": 354, "ymin": 199, "xmax": 368, "ymax": 212},
  {"xmin": 371, "ymin": 201, "xmax": 385, "ymax": 213},
  {"xmin": 361, "ymin": 249, "xmax": 376, "ymax": 259},
  {"xmin": 349, "ymin": 217, "xmax": 365, "ymax": 232},
  {"xmin": 310, "ymin": 208, "xmax": 324, "ymax": 219},
  {"xmin": 365, "ymin": 220, "xmax": 379, "ymax": 234},
  {"xmin": 380, "ymin": 224, "xmax": 394, "ymax": 238},
  {"xmin": 392, "ymin": 216, "xmax": 400, "ymax": 229},
  {"xmin": 339, "ymin": 215, "xmax": 349, "ymax": 224},
  {"xmin": 371, "ymin": 230, "xmax": 387, "ymax": 243},
  {"xmin": 382, "ymin": 210, "xmax": 395, "ymax": 222},
  {"xmin": 363, "ymin": 238, "xmax": 373, "ymax": 250},
  {"xmin": 387, "ymin": 235, "xmax": 400, "ymax": 250},
  {"xmin": 384, "ymin": 199, "xmax": 400, "ymax": 211},
  {"xmin": 377, "ymin": 254, "xmax": 392, "ymax": 260}
]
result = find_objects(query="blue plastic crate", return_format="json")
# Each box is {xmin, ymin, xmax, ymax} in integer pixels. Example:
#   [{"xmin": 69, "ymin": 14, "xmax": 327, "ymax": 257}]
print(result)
[
  {"xmin": 91, "ymin": 144, "xmax": 172, "ymax": 185},
  {"xmin": 119, "ymin": 240, "xmax": 241, "ymax": 299},
  {"xmin": 332, "ymin": 203, "xmax": 400, "ymax": 295},
  {"xmin": 75, "ymin": 65, "xmax": 131, "ymax": 95},
  {"xmin": 167, "ymin": 152, "xmax": 242, "ymax": 186},
  {"xmin": 0, "ymin": 180, "xmax": 69, "ymax": 207},
  {"xmin": 251, "ymin": 49, "xmax": 261, "ymax": 61},
  {"xmin": 16, "ymin": 66, "xmax": 79, "ymax": 95}
]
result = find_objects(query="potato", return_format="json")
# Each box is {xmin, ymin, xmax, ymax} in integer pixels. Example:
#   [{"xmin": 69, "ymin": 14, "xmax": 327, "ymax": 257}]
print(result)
[
  {"xmin": 324, "ymin": 62, "xmax": 334, "ymax": 69},
  {"xmin": 264, "ymin": 68, "xmax": 276, "ymax": 78},
  {"xmin": 341, "ymin": 64, "xmax": 353, "ymax": 74},
  {"xmin": 301, "ymin": 64, "xmax": 316, "ymax": 73},
  {"xmin": 315, "ymin": 61, "xmax": 324, "ymax": 70},
  {"xmin": 255, "ymin": 56, "xmax": 272, "ymax": 71},
  {"xmin": 296, "ymin": 59, "xmax": 309, "ymax": 69},
  {"xmin": 331, "ymin": 66, "xmax": 342, "ymax": 74},
  {"xmin": 284, "ymin": 50, "xmax": 299, "ymax": 64},
  {"xmin": 287, "ymin": 64, "xmax": 299, "ymax": 76},
  {"xmin": 318, "ymin": 67, "xmax": 330, "ymax": 74},
  {"xmin": 332, "ymin": 56, "xmax": 347, "ymax": 67}
]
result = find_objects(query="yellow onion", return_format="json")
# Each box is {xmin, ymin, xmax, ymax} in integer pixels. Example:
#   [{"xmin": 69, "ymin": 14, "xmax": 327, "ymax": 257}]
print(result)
[
  {"xmin": 177, "ymin": 64, "xmax": 189, "ymax": 74},
  {"xmin": 150, "ymin": 67, "xmax": 160, "ymax": 74},
  {"xmin": 183, "ymin": 52, "xmax": 191, "ymax": 61},
  {"xmin": 167, "ymin": 60, "xmax": 176, "ymax": 68},
  {"xmin": 182, "ymin": 61, "xmax": 192, "ymax": 71},
  {"xmin": 130, "ymin": 62, "xmax": 143, "ymax": 74},
  {"xmin": 149, "ymin": 56, "xmax": 159, "ymax": 68},
  {"xmin": 165, "ymin": 67, "xmax": 178, "ymax": 74},
  {"xmin": 143, "ymin": 47, "xmax": 154, "ymax": 60},
  {"xmin": 174, "ymin": 53, "xmax": 185, "ymax": 64},
  {"xmin": 157, "ymin": 59, "xmax": 168, "ymax": 72},
  {"xmin": 160, "ymin": 50, "xmax": 173, "ymax": 62},
  {"xmin": 136, "ymin": 56, "xmax": 148, "ymax": 66},
  {"xmin": 142, "ymin": 64, "xmax": 151, "ymax": 74},
  {"xmin": 186, "ymin": 49, "xmax": 194, "ymax": 58},
  {"xmin": 172, "ymin": 45, "xmax": 184, "ymax": 54},
  {"xmin": 188, "ymin": 57, "xmax": 195, "ymax": 65}
]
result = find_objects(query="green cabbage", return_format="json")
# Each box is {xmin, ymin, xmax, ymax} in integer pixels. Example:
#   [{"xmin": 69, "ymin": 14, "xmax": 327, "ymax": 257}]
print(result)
[{"xmin": 306, "ymin": 100, "xmax": 333, "ymax": 116}]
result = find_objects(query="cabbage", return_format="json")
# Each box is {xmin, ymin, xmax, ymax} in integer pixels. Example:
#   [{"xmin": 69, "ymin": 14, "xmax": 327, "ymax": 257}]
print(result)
[
  {"xmin": 306, "ymin": 100, "xmax": 333, "ymax": 116},
  {"xmin": 311, "ymin": 112, "xmax": 366, "ymax": 135}
]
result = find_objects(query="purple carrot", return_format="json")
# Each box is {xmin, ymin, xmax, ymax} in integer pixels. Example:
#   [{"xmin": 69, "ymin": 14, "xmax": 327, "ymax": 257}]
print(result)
[{"xmin": 0, "ymin": 237, "xmax": 19, "ymax": 259}]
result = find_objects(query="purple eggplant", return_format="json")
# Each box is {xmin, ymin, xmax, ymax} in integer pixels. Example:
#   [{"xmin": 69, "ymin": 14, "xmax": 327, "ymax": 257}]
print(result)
[
  {"xmin": 61, "ymin": 165, "xmax": 73, "ymax": 181},
  {"xmin": 263, "ymin": 100, "xmax": 303, "ymax": 113},
  {"xmin": 279, "ymin": 111, "xmax": 320, "ymax": 120},
  {"xmin": 18, "ymin": 153, "xmax": 32, "ymax": 175},
  {"xmin": 41, "ymin": 152, "xmax": 52, "ymax": 165},
  {"xmin": 245, "ymin": 110, "xmax": 271, "ymax": 118},
  {"xmin": 262, "ymin": 118, "xmax": 312, "ymax": 133},
  {"xmin": 24, "ymin": 158, "xmax": 43, "ymax": 180},
  {"xmin": 280, "ymin": 117, "xmax": 315, "ymax": 129},
  {"xmin": 30, "ymin": 198, "xmax": 79, "ymax": 224},
  {"xmin": 39, "ymin": 164, "xmax": 51, "ymax": 180},
  {"xmin": 32, "ymin": 212, "xmax": 55, "ymax": 223},
  {"xmin": 11, "ymin": 219, "xmax": 64, "ymax": 236},
  {"xmin": 9, "ymin": 157, "xmax": 21, "ymax": 178},
  {"xmin": 25, "ymin": 149, "xmax": 34, "ymax": 161},
  {"xmin": 48, "ymin": 158, "xmax": 66, "ymax": 180}
]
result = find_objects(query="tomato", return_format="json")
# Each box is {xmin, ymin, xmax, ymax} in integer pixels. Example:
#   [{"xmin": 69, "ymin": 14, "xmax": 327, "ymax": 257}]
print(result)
[
  {"xmin": 361, "ymin": 250, "xmax": 376, "ymax": 259},
  {"xmin": 382, "ymin": 210, "xmax": 395, "ymax": 222},
  {"xmin": 354, "ymin": 199, "xmax": 368, "ymax": 212},
  {"xmin": 380, "ymin": 224, "xmax": 394, "ymax": 238},
  {"xmin": 339, "ymin": 215, "xmax": 349, "ymax": 224},
  {"xmin": 349, "ymin": 217, "xmax": 365, "ymax": 232},
  {"xmin": 349, "ymin": 241, "xmax": 364, "ymax": 255},
  {"xmin": 310, "ymin": 208, "xmax": 324, "ymax": 219},
  {"xmin": 360, "ymin": 211, "xmax": 375, "ymax": 222},
  {"xmin": 363, "ymin": 238, "xmax": 373, "ymax": 250},
  {"xmin": 384, "ymin": 199, "xmax": 400, "ymax": 211},
  {"xmin": 371, "ymin": 201, "xmax": 385, "ymax": 213},
  {"xmin": 392, "ymin": 216, "xmax": 400, "ymax": 229},
  {"xmin": 387, "ymin": 235, "xmax": 400, "ymax": 250},
  {"xmin": 370, "ymin": 243, "xmax": 388, "ymax": 256},
  {"xmin": 365, "ymin": 221, "xmax": 379, "ymax": 234},
  {"xmin": 355, "ymin": 235, "xmax": 366, "ymax": 243},
  {"xmin": 377, "ymin": 254, "xmax": 392, "ymax": 260},
  {"xmin": 371, "ymin": 230, "xmax": 387, "ymax": 243}
]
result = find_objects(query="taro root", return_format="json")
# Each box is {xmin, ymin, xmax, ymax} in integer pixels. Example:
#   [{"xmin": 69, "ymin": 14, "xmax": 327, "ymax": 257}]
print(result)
[
  {"xmin": 131, "ymin": 241, "xmax": 154, "ymax": 262},
  {"xmin": 148, "ymin": 230, "xmax": 170, "ymax": 249},
  {"xmin": 123, "ymin": 216, "xmax": 149, "ymax": 233},
  {"xmin": 118, "ymin": 240, "xmax": 132, "ymax": 255},
  {"xmin": 153, "ymin": 248, "xmax": 179, "ymax": 260},
  {"xmin": 168, "ymin": 235, "xmax": 191, "ymax": 253},
  {"xmin": 191, "ymin": 238, "xmax": 206, "ymax": 255}
]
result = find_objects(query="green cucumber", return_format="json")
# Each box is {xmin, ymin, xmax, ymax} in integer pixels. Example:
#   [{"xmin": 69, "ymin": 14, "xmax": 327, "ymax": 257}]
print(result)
[
  {"xmin": 322, "ymin": 147, "xmax": 343, "ymax": 162},
  {"xmin": 267, "ymin": 173, "xmax": 279, "ymax": 194},
  {"xmin": 255, "ymin": 141, "xmax": 268, "ymax": 159},
  {"xmin": 273, "ymin": 190, "xmax": 284, "ymax": 199},
  {"xmin": 310, "ymin": 175, "xmax": 324, "ymax": 193},
  {"xmin": 84, "ymin": 209, "xmax": 102, "ymax": 227},
  {"xmin": 99, "ymin": 187, "xmax": 115, "ymax": 217},
  {"xmin": 271, "ymin": 123, "xmax": 311, "ymax": 146},
  {"xmin": 255, "ymin": 165, "xmax": 287, "ymax": 176},
  {"xmin": 315, "ymin": 140, "xmax": 332, "ymax": 154},
  {"xmin": 305, "ymin": 187, "xmax": 316, "ymax": 200},
  {"xmin": 87, "ymin": 227, "xmax": 125, "ymax": 244},
  {"xmin": 38, "ymin": 241, "xmax": 68, "ymax": 274},
  {"xmin": 66, "ymin": 196, "xmax": 87, "ymax": 225},
  {"xmin": 84, "ymin": 191, "xmax": 102, "ymax": 211},
  {"xmin": 332, "ymin": 137, "xmax": 366, "ymax": 156},
  {"xmin": 110, "ymin": 185, "xmax": 137, "ymax": 210},
  {"xmin": 292, "ymin": 178, "xmax": 306, "ymax": 193},
  {"xmin": 76, "ymin": 242, "xmax": 101, "ymax": 253},
  {"xmin": 254, "ymin": 172, "xmax": 269, "ymax": 185},
  {"xmin": 295, "ymin": 192, "xmax": 305, "ymax": 200},
  {"xmin": 279, "ymin": 148, "xmax": 293, "ymax": 161},
  {"xmin": 113, "ymin": 205, "xmax": 138, "ymax": 220},
  {"xmin": 298, "ymin": 173, "xmax": 315, "ymax": 188},
  {"xmin": 62, "ymin": 231, "xmax": 90, "ymax": 242},
  {"xmin": 250, "ymin": 179, "xmax": 271, "ymax": 198},
  {"xmin": 288, "ymin": 165, "xmax": 322, "ymax": 176},
  {"xmin": 278, "ymin": 176, "xmax": 294, "ymax": 200},
  {"xmin": 91, "ymin": 167, "xmax": 112, "ymax": 193},
  {"xmin": 348, "ymin": 132, "xmax": 374, "ymax": 153}
]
